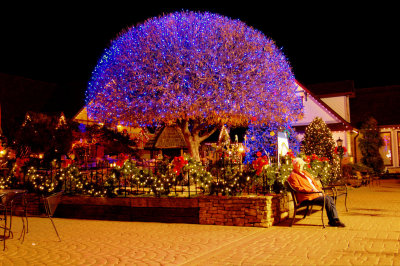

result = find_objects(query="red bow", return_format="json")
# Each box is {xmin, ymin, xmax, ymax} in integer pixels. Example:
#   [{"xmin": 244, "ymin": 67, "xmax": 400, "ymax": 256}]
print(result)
[{"xmin": 172, "ymin": 156, "xmax": 188, "ymax": 175}]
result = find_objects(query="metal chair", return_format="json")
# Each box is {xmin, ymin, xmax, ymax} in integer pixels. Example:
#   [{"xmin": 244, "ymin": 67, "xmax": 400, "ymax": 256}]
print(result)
[
  {"xmin": 0, "ymin": 190, "xmax": 28, "ymax": 250},
  {"xmin": 285, "ymin": 181, "xmax": 326, "ymax": 228},
  {"xmin": 370, "ymin": 175, "xmax": 381, "ymax": 186},
  {"xmin": 0, "ymin": 193, "xmax": 7, "ymax": 250},
  {"xmin": 42, "ymin": 191, "xmax": 63, "ymax": 241}
]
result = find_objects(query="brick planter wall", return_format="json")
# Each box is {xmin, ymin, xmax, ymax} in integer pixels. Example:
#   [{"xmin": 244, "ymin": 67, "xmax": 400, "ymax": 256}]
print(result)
[
  {"xmin": 198, "ymin": 195, "xmax": 289, "ymax": 227},
  {"xmin": 51, "ymin": 194, "xmax": 290, "ymax": 228}
]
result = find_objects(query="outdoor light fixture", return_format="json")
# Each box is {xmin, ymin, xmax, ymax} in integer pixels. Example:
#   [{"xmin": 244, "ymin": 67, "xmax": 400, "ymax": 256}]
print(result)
[{"xmin": 336, "ymin": 137, "xmax": 343, "ymax": 147}]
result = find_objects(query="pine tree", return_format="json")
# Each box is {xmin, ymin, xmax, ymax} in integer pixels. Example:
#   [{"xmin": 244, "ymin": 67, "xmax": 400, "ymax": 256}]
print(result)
[
  {"xmin": 358, "ymin": 117, "xmax": 384, "ymax": 174},
  {"xmin": 303, "ymin": 117, "xmax": 335, "ymax": 160}
]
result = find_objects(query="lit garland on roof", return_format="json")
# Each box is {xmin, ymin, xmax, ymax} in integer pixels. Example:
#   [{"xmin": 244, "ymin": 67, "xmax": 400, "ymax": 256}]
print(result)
[{"xmin": 85, "ymin": 11, "xmax": 303, "ymax": 128}]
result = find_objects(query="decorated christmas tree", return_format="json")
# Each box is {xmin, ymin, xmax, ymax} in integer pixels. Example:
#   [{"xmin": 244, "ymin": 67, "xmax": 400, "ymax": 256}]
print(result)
[
  {"xmin": 303, "ymin": 117, "xmax": 335, "ymax": 160},
  {"xmin": 303, "ymin": 117, "xmax": 341, "ymax": 182}
]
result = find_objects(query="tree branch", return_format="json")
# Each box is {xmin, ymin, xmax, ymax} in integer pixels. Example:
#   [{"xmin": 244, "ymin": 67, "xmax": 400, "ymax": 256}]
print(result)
[{"xmin": 199, "ymin": 126, "xmax": 218, "ymax": 143}]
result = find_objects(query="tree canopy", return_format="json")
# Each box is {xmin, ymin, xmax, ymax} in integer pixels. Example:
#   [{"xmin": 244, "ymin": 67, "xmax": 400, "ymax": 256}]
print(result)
[{"xmin": 85, "ymin": 11, "xmax": 303, "ymax": 160}]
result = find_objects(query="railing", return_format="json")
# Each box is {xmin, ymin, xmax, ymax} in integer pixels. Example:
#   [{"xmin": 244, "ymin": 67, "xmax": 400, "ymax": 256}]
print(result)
[{"xmin": 1, "ymin": 158, "xmax": 280, "ymax": 197}]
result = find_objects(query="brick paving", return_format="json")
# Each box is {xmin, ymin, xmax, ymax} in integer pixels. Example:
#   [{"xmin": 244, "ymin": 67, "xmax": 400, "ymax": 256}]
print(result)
[{"xmin": 1, "ymin": 179, "xmax": 399, "ymax": 265}]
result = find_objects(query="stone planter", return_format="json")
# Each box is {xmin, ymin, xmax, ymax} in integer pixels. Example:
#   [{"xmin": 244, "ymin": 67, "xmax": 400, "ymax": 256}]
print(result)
[{"xmin": 49, "ymin": 193, "xmax": 290, "ymax": 228}]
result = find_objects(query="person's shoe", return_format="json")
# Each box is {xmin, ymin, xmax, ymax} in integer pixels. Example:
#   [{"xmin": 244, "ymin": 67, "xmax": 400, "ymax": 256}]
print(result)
[{"xmin": 329, "ymin": 219, "xmax": 346, "ymax": 227}]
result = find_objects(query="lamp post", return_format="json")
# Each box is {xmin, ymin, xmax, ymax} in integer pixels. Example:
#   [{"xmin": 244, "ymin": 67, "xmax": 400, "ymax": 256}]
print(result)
[{"xmin": 336, "ymin": 137, "xmax": 344, "ymax": 174}]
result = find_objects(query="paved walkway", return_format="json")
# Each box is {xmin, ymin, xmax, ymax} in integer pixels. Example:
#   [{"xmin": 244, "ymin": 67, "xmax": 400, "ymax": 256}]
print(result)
[{"xmin": 1, "ymin": 179, "xmax": 399, "ymax": 265}]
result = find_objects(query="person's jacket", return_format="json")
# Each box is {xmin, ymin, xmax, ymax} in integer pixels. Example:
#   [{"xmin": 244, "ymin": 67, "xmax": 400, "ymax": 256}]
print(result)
[{"xmin": 287, "ymin": 160, "xmax": 322, "ymax": 203}]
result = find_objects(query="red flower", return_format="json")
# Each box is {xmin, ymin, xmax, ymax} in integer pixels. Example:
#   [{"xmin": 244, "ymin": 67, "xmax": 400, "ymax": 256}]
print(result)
[
  {"xmin": 256, "ymin": 151, "xmax": 262, "ymax": 157},
  {"xmin": 287, "ymin": 149, "xmax": 295, "ymax": 159}
]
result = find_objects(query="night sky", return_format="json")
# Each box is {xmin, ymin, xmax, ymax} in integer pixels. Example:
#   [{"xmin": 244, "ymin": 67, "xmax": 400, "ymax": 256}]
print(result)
[{"xmin": 1, "ymin": 5, "xmax": 399, "ymax": 117}]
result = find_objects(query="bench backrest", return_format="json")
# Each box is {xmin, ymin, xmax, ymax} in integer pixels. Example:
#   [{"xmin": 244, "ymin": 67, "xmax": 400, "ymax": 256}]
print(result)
[{"xmin": 284, "ymin": 181, "xmax": 300, "ymax": 206}]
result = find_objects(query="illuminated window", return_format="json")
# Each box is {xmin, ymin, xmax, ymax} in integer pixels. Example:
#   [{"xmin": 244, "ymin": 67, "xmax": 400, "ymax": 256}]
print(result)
[
  {"xmin": 398, "ymin": 132, "xmax": 400, "ymax": 166},
  {"xmin": 380, "ymin": 132, "xmax": 392, "ymax": 166}
]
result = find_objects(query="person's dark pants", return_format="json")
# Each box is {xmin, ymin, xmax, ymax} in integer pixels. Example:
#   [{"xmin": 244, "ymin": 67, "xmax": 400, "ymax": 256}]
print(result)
[{"xmin": 309, "ymin": 195, "xmax": 339, "ymax": 223}]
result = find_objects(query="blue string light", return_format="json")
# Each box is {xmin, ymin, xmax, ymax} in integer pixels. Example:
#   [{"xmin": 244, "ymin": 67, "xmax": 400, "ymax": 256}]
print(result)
[{"xmin": 85, "ymin": 11, "xmax": 303, "ymax": 129}]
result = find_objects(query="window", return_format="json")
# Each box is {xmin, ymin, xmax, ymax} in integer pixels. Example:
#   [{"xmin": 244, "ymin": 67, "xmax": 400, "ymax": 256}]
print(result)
[
  {"xmin": 380, "ymin": 132, "xmax": 392, "ymax": 166},
  {"xmin": 398, "ymin": 132, "xmax": 400, "ymax": 166}
]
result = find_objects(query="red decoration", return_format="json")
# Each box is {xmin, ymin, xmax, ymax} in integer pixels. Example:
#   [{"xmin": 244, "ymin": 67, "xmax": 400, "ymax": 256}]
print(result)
[
  {"xmin": 172, "ymin": 156, "xmax": 188, "ymax": 175},
  {"xmin": 15, "ymin": 158, "xmax": 29, "ymax": 177},
  {"xmin": 287, "ymin": 149, "xmax": 295, "ymax": 159},
  {"xmin": 116, "ymin": 153, "xmax": 129, "ymax": 167},
  {"xmin": 252, "ymin": 156, "xmax": 269, "ymax": 175},
  {"xmin": 319, "ymin": 157, "xmax": 329, "ymax": 162},
  {"xmin": 61, "ymin": 159, "xmax": 73, "ymax": 168},
  {"xmin": 334, "ymin": 146, "xmax": 347, "ymax": 155}
]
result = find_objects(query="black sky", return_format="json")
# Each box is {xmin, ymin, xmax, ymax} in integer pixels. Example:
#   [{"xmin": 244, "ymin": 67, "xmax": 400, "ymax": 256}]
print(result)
[{"xmin": 1, "ymin": 5, "xmax": 399, "ymax": 115}]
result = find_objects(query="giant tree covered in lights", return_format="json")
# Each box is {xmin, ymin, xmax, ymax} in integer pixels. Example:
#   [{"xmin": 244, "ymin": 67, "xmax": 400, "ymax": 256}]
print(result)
[{"xmin": 86, "ymin": 11, "xmax": 303, "ymax": 161}]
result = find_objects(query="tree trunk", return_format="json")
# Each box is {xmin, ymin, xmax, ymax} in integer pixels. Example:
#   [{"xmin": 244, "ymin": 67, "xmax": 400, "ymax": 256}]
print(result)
[
  {"xmin": 176, "ymin": 120, "xmax": 217, "ymax": 162},
  {"xmin": 187, "ymin": 135, "xmax": 201, "ymax": 162}
]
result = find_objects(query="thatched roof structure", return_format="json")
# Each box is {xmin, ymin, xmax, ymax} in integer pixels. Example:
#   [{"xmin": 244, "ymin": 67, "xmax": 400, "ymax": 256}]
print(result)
[{"xmin": 145, "ymin": 126, "xmax": 187, "ymax": 149}]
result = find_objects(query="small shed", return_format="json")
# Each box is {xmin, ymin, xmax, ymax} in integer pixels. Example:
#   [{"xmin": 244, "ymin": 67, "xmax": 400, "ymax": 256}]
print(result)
[{"xmin": 144, "ymin": 126, "xmax": 187, "ymax": 159}]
